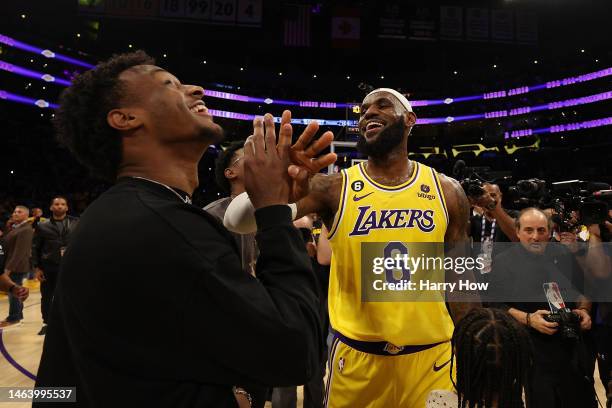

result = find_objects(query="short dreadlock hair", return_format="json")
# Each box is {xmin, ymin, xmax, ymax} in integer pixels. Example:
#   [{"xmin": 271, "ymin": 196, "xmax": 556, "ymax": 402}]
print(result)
[
  {"xmin": 54, "ymin": 51, "xmax": 155, "ymax": 181},
  {"xmin": 451, "ymin": 308, "xmax": 533, "ymax": 408},
  {"xmin": 214, "ymin": 140, "xmax": 245, "ymax": 193}
]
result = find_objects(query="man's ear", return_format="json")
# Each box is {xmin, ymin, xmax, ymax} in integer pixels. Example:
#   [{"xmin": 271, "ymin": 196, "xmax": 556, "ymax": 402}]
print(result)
[
  {"xmin": 107, "ymin": 109, "xmax": 143, "ymax": 131},
  {"xmin": 224, "ymin": 168, "xmax": 237, "ymax": 181},
  {"xmin": 404, "ymin": 111, "xmax": 417, "ymax": 128}
]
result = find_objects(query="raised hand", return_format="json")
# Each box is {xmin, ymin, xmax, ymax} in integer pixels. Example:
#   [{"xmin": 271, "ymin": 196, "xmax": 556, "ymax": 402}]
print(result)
[
  {"xmin": 243, "ymin": 114, "xmax": 292, "ymax": 209},
  {"xmin": 276, "ymin": 110, "xmax": 337, "ymax": 202}
]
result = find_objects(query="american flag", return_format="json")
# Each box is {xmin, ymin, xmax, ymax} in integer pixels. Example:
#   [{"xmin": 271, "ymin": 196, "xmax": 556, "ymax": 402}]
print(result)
[{"xmin": 283, "ymin": 4, "xmax": 311, "ymax": 47}]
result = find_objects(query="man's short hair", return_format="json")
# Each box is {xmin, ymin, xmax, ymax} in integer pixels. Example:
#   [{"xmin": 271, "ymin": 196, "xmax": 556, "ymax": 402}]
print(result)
[
  {"xmin": 50, "ymin": 196, "xmax": 69, "ymax": 206},
  {"xmin": 54, "ymin": 51, "xmax": 155, "ymax": 181},
  {"xmin": 515, "ymin": 207, "xmax": 553, "ymax": 230},
  {"xmin": 214, "ymin": 140, "xmax": 246, "ymax": 193},
  {"xmin": 15, "ymin": 205, "xmax": 30, "ymax": 215}
]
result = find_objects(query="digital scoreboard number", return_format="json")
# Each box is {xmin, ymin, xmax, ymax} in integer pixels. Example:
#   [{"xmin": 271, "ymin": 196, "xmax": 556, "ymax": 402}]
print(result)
[{"xmin": 82, "ymin": 0, "xmax": 261, "ymax": 26}]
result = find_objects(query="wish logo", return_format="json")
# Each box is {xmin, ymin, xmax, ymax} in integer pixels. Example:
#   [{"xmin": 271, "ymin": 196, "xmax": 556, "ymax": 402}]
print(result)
[
  {"xmin": 417, "ymin": 184, "xmax": 436, "ymax": 201},
  {"xmin": 349, "ymin": 206, "xmax": 436, "ymax": 236}
]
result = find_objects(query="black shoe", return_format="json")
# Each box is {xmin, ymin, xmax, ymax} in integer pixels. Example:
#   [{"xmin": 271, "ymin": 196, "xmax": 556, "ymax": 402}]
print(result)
[{"xmin": 37, "ymin": 325, "xmax": 47, "ymax": 335}]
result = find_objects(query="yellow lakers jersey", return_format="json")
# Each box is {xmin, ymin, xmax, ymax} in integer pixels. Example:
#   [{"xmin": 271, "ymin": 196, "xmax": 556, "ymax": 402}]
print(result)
[{"xmin": 328, "ymin": 160, "xmax": 454, "ymax": 346}]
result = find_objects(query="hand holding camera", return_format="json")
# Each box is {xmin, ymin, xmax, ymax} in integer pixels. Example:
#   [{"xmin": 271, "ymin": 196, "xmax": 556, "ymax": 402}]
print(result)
[{"xmin": 530, "ymin": 310, "xmax": 559, "ymax": 335}]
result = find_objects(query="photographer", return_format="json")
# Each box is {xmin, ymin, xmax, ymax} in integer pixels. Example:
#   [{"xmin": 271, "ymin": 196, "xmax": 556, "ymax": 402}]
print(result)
[
  {"xmin": 468, "ymin": 183, "xmax": 518, "ymax": 276},
  {"xmin": 489, "ymin": 208, "xmax": 596, "ymax": 407}
]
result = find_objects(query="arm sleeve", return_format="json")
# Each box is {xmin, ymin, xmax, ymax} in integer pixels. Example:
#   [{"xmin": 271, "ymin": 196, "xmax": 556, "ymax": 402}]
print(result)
[
  {"xmin": 182, "ymin": 205, "xmax": 323, "ymax": 387},
  {"xmin": 31, "ymin": 228, "xmax": 42, "ymax": 269},
  {"xmin": 5, "ymin": 228, "xmax": 34, "ymax": 272}
]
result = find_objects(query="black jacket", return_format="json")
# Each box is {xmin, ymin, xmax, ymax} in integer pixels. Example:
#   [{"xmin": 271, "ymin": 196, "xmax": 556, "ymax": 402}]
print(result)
[
  {"xmin": 32, "ymin": 215, "xmax": 79, "ymax": 269},
  {"xmin": 34, "ymin": 178, "xmax": 323, "ymax": 408}
]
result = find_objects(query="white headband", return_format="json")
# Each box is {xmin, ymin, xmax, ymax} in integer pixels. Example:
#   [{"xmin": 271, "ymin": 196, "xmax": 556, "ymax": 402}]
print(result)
[{"xmin": 364, "ymin": 88, "xmax": 413, "ymax": 113}]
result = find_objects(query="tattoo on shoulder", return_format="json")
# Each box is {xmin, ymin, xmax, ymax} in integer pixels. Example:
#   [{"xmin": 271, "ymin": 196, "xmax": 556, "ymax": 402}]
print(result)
[
  {"xmin": 310, "ymin": 173, "xmax": 342, "ymax": 193},
  {"xmin": 439, "ymin": 174, "xmax": 470, "ymax": 224}
]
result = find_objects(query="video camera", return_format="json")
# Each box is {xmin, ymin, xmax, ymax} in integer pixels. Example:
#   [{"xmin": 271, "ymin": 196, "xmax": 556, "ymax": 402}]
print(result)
[
  {"xmin": 453, "ymin": 160, "xmax": 492, "ymax": 208},
  {"xmin": 543, "ymin": 308, "xmax": 582, "ymax": 341},
  {"xmin": 506, "ymin": 179, "xmax": 611, "ymax": 230}
]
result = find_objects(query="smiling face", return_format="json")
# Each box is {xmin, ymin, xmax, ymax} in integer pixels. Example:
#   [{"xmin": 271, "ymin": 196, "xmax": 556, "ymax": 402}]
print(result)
[
  {"xmin": 114, "ymin": 65, "xmax": 223, "ymax": 145},
  {"xmin": 356, "ymin": 91, "xmax": 416, "ymax": 158}
]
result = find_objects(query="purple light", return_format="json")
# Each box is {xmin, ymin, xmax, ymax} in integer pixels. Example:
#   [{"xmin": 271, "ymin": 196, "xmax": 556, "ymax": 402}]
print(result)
[
  {"xmin": 452, "ymin": 95, "xmax": 483, "ymax": 103},
  {"xmin": 0, "ymin": 59, "xmax": 71, "ymax": 86},
  {"xmin": 0, "ymin": 34, "xmax": 94, "ymax": 69},
  {"xmin": 200, "ymin": 66, "xmax": 612, "ymax": 108},
  {"xmin": 483, "ymin": 90, "xmax": 507, "ymax": 100},
  {"xmin": 416, "ymin": 118, "xmax": 448, "ymax": 125},
  {"xmin": 506, "ymin": 116, "xmax": 612, "ymax": 139},
  {"xmin": 454, "ymin": 114, "xmax": 487, "ymax": 121},
  {"xmin": 3, "ymin": 34, "xmax": 612, "ymax": 110},
  {"xmin": 485, "ymin": 110, "xmax": 508, "ymax": 119},
  {"xmin": 3, "ymin": 83, "xmax": 612, "ymax": 131},
  {"xmin": 204, "ymin": 90, "xmax": 251, "ymax": 102},
  {"xmin": 0, "ymin": 89, "xmax": 58, "ymax": 109}
]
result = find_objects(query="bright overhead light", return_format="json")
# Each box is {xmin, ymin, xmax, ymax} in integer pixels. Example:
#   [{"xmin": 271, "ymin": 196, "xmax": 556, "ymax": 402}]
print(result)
[
  {"xmin": 312, "ymin": 74, "xmax": 317, "ymax": 78},
  {"xmin": 163, "ymin": 53, "xmax": 167, "ymax": 58},
  {"xmin": 128, "ymin": 44, "xmax": 133, "ymax": 48},
  {"xmin": 380, "ymin": 75, "xmax": 384, "ymax": 79},
  {"xmin": 21, "ymin": 14, "xmax": 26, "ymax": 19},
  {"xmin": 76, "ymin": 33, "xmax": 81, "ymax": 38},
  {"xmin": 278, "ymin": 72, "xmax": 283, "ymax": 76},
  {"xmin": 346, "ymin": 75, "xmax": 350, "ymax": 79},
  {"xmin": 493, "ymin": 64, "xmax": 497, "ymax": 68},
  {"xmin": 533, "ymin": 60, "xmax": 538, "ymax": 64},
  {"xmin": 240, "ymin": 67, "xmax": 244, "ymax": 71},
  {"xmin": 580, "ymin": 49, "xmax": 585, "ymax": 53},
  {"xmin": 453, "ymin": 71, "xmax": 458, "ymax": 75},
  {"xmin": 202, "ymin": 60, "xmax": 207, "ymax": 64}
]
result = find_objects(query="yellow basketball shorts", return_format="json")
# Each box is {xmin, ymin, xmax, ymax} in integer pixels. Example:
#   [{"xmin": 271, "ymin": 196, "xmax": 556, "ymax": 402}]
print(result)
[{"xmin": 323, "ymin": 334, "xmax": 454, "ymax": 408}]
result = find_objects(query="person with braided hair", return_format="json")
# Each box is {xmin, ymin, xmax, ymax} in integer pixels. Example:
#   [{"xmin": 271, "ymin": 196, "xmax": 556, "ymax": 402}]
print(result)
[{"xmin": 426, "ymin": 308, "xmax": 532, "ymax": 408}]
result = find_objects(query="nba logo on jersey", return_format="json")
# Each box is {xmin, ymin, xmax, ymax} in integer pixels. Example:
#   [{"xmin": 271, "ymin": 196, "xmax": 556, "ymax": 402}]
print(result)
[{"xmin": 338, "ymin": 357, "xmax": 345, "ymax": 373}]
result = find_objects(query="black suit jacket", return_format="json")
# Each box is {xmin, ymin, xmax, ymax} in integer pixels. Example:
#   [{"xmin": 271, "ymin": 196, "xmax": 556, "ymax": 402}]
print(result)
[{"xmin": 32, "ymin": 215, "xmax": 79, "ymax": 269}]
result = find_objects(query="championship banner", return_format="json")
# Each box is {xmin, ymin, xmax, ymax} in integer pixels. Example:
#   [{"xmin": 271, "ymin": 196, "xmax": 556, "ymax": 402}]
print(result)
[
  {"xmin": 378, "ymin": 3, "xmax": 407, "ymax": 40},
  {"xmin": 466, "ymin": 8, "xmax": 489, "ymax": 41},
  {"xmin": 491, "ymin": 9, "xmax": 514, "ymax": 43},
  {"xmin": 516, "ymin": 11, "xmax": 538, "ymax": 44},
  {"xmin": 408, "ymin": 6, "xmax": 437, "ymax": 41},
  {"xmin": 439, "ymin": 6, "xmax": 463, "ymax": 40}
]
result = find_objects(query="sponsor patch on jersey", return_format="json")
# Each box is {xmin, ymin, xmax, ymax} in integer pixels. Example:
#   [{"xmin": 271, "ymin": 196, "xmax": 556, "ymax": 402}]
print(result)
[{"xmin": 417, "ymin": 184, "xmax": 436, "ymax": 200}]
